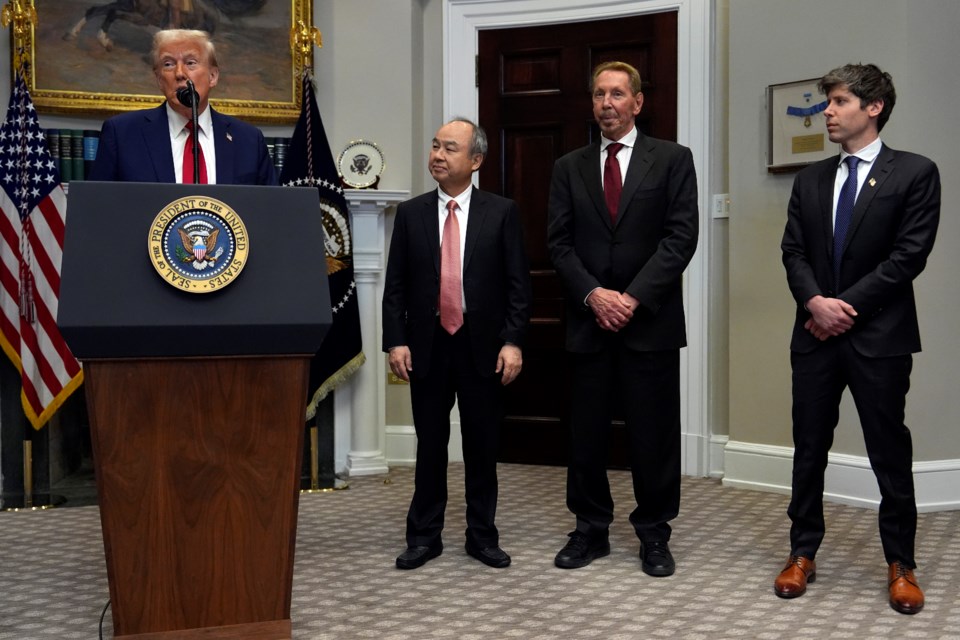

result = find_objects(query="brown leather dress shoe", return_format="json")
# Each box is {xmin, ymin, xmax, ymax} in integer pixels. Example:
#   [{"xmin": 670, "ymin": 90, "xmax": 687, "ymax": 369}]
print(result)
[
  {"xmin": 888, "ymin": 562, "xmax": 924, "ymax": 614},
  {"xmin": 774, "ymin": 555, "xmax": 816, "ymax": 598}
]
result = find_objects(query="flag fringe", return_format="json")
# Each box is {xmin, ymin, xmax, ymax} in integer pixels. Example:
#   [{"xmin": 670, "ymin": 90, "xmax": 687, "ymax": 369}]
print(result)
[
  {"xmin": 2, "ymin": 329, "xmax": 85, "ymax": 430},
  {"xmin": 304, "ymin": 351, "xmax": 366, "ymax": 420},
  {"xmin": 23, "ymin": 369, "xmax": 85, "ymax": 431}
]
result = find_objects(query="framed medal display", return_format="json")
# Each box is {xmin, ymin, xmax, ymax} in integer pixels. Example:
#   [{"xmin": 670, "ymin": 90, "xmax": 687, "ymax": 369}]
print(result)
[{"xmin": 767, "ymin": 78, "xmax": 836, "ymax": 173}]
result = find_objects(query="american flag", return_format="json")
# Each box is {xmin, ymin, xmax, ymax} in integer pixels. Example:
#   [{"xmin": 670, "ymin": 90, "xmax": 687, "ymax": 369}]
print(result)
[{"xmin": 0, "ymin": 71, "xmax": 82, "ymax": 429}]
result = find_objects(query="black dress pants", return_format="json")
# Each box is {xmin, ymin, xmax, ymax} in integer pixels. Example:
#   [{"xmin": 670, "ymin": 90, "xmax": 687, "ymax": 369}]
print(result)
[
  {"xmin": 566, "ymin": 344, "xmax": 681, "ymax": 543},
  {"xmin": 788, "ymin": 339, "xmax": 917, "ymax": 567},
  {"xmin": 406, "ymin": 320, "xmax": 503, "ymax": 548}
]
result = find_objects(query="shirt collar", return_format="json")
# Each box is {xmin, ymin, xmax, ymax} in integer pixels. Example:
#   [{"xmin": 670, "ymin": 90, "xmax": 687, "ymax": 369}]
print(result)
[
  {"xmin": 166, "ymin": 102, "xmax": 214, "ymax": 138},
  {"xmin": 840, "ymin": 137, "xmax": 882, "ymax": 166},
  {"xmin": 601, "ymin": 126, "xmax": 638, "ymax": 151},
  {"xmin": 438, "ymin": 185, "xmax": 472, "ymax": 213}
]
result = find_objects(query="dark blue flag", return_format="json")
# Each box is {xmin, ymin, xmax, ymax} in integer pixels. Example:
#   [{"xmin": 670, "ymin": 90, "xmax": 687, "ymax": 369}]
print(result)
[{"xmin": 280, "ymin": 74, "xmax": 364, "ymax": 418}]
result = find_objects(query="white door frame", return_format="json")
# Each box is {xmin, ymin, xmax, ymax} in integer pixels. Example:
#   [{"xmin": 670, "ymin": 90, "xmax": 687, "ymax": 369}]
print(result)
[{"xmin": 443, "ymin": 0, "xmax": 714, "ymax": 476}]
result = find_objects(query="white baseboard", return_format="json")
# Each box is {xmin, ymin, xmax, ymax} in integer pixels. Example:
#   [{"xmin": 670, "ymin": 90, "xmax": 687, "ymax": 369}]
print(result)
[
  {"xmin": 722, "ymin": 439, "xmax": 960, "ymax": 512},
  {"xmin": 383, "ymin": 428, "xmax": 959, "ymax": 512},
  {"xmin": 385, "ymin": 423, "xmax": 464, "ymax": 467},
  {"xmin": 709, "ymin": 434, "xmax": 729, "ymax": 479}
]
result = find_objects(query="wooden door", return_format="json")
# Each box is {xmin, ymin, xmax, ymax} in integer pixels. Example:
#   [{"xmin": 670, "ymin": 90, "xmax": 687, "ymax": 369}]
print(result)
[{"xmin": 478, "ymin": 12, "xmax": 678, "ymax": 466}]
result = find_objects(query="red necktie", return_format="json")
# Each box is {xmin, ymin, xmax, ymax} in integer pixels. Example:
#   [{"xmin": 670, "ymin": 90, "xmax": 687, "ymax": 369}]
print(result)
[
  {"xmin": 183, "ymin": 122, "xmax": 208, "ymax": 184},
  {"xmin": 604, "ymin": 142, "xmax": 624, "ymax": 222},
  {"xmin": 439, "ymin": 200, "xmax": 463, "ymax": 335}
]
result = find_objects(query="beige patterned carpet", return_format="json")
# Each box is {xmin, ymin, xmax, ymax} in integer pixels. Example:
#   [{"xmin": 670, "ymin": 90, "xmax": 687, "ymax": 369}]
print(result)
[{"xmin": 1, "ymin": 463, "xmax": 958, "ymax": 639}]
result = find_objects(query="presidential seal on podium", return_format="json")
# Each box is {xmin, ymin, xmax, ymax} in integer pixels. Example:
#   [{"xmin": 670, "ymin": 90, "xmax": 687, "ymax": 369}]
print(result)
[{"xmin": 148, "ymin": 196, "xmax": 249, "ymax": 293}]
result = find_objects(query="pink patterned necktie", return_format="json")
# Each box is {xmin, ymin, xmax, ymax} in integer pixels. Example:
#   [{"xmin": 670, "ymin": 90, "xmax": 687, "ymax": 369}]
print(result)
[{"xmin": 439, "ymin": 200, "xmax": 464, "ymax": 334}]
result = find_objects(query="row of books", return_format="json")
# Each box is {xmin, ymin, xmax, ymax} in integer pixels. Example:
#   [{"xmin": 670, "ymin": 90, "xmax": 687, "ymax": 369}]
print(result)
[
  {"xmin": 265, "ymin": 137, "xmax": 291, "ymax": 177},
  {"xmin": 41, "ymin": 129, "xmax": 294, "ymax": 181},
  {"xmin": 43, "ymin": 129, "xmax": 99, "ymax": 183}
]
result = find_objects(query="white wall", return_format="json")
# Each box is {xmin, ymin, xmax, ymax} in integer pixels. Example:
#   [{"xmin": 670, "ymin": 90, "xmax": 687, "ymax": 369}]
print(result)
[
  {"xmin": 726, "ymin": 0, "xmax": 960, "ymax": 505},
  {"xmin": 3, "ymin": 1, "xmax": 958, "ymax": 504}
]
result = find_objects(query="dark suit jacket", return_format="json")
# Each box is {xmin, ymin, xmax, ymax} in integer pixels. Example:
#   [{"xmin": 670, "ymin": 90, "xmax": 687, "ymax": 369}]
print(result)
[
  {"xmin": 381, "ymin": 187, "xmax": 531, "ymax": 379},
  {"xmin": 547, "ymin": 132, "xmax": 699, "ymax": 353},
  {"xmin": 781, "ymin": 144, "xmax": 940, "ymax": 357},
  {"xmin": 88, "ymin": 103, "xmax": 277, "ymax": 185}
]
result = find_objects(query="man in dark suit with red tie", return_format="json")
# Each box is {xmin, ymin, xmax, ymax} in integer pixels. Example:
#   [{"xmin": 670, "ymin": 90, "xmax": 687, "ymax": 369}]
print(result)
[
  {"xmin": 89, "ymin": 29, "xmax": 276, "ymax": 186},
  {"xmin": 776, "ymin": 63, "xmax": 939, "ymax": 615},
  {"xmin": 382, "ymin": 118, "xmax": 531, "ymax": 570},
  {"xmin": 547, "ymin": 61, "xmax": 699, "ymax": 576}
]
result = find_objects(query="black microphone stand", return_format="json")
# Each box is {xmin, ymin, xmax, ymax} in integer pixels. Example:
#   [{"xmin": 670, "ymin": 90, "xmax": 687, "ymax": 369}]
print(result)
[{"xmin": 177, "ymin": 79, "xmax": 201, "ymax": 184}]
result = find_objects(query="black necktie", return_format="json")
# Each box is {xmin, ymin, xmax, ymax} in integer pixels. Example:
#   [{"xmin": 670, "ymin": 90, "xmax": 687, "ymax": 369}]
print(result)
[{"xmin": 833, "ymin": 155, "xmax": 861, "ymax": 281}]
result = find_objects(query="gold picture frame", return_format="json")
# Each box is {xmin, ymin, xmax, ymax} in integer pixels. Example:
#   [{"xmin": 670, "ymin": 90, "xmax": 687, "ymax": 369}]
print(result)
[
  {"xmin": 767, "ymin": 78, "xmax": 836, "ymax": 174},
  {"xmin": 13, "ymin": 0, "xmax": 313, "ymax": 123}
]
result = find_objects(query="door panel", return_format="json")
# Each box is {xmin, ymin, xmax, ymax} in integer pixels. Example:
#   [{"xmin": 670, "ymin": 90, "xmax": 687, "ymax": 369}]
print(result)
[{"xmin": 478, "ymin": 12, "xmax": 678, "ymax": 467}]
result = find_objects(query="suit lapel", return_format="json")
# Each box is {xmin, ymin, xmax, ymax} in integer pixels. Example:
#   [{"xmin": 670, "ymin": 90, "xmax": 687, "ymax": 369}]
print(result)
[
  {"xmin": 418, "ymin": 192, "xmax": 441, "ymax": 275},
  {"xmin": 575, "ymin": 143, "xmax": 610, "ymax": 229},
  {"xmin": 211, "ymin": 109, "xmax": 234, "ymax": 184},
  {"xmin": 617, "ymin": 132, "xmax": 655, "ymax": 225},
  {"xmin": 463, "ymin": 186, "xmax": 486, "ymax": 272},
  {"xmin": 844, "ymin": 144, "xmax": 894, "ymax": 247},
  {"xmin": 143, "ymin": 105, "xmax": 176, "ymax": 183},
  {"xmin": 818, "ymin": 157, "xmax": 838, "ymax": 264}
]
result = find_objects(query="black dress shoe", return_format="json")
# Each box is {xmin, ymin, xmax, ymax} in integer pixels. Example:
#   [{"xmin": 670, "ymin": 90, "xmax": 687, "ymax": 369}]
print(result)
[
  {"xmin": 396, "ymin": 544, "xmax": 442, "ymax": 570},
  {"xmin": 465, "ymin": 541, "xmax": 511, "ymax": 568},
  {"xmin": 554, "ymin": 531, "xmax": 610, "ymax": 569},
  {"xmin": 640, "ymin": 541, "xmax": 675, "ymax": 577}
]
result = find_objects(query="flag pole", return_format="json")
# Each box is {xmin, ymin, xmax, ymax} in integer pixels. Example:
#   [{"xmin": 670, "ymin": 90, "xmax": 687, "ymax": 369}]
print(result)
[
  {"xmin": 0, "ymin": 440, "xmax": 65, "ymax": 511},
  {"xmin": 288, "ymin": 15, "xmax": 349, "ymax": 494},
  {"xmin": 0, "ymin": 1, "xmax": 69, "ymax": 512}
]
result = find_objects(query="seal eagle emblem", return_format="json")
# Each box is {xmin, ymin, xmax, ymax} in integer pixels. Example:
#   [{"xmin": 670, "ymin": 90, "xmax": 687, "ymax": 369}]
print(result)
[{"xmin": 148, "ymin": 196, "xmax": 249, "ymax": 293}]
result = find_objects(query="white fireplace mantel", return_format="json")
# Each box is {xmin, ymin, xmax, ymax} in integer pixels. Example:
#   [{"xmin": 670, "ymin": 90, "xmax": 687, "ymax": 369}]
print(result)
[{"xmin": 333, "ymin": 189, "xmax": 408, "ymax": 476}]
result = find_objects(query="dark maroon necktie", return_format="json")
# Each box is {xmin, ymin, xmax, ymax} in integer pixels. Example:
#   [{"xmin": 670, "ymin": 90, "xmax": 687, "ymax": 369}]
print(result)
[{"xmin": 604, "ymin": 142, "xmax": 624, "ymax": 222}]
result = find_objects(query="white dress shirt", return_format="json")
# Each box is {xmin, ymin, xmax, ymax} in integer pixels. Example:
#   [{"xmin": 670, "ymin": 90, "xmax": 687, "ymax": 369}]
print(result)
[
  {"xmin": 832, "ymin": 136, "xmax": 882, "ymax": 225},
  {"xmin": 599, "ymin": 125, "xmax": 638, "ymax": 186},
  {"xmin": 437, "ymin": 187, "xmax": 470, "ymax": 311},
  {"xmin": 166, "ymin": 103, "xmax": 217, "ymax": 184}
]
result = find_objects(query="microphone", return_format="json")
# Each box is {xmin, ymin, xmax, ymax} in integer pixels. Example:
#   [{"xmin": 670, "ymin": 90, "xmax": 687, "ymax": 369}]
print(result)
[{"xmin": 176, "ymin": 82, "xmax": 198, "ymax": 107}]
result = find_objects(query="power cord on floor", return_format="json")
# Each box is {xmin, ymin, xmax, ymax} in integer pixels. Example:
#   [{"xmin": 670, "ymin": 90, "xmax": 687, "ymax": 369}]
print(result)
[{"xmin": 98, "ymin": 599, "xmax": 110, "ymax": 639}]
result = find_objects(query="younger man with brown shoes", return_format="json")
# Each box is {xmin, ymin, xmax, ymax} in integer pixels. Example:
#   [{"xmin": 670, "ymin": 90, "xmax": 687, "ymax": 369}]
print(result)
[{"xmin": 776, "ymin": 63, "xmax": 938, "ymax": 615}]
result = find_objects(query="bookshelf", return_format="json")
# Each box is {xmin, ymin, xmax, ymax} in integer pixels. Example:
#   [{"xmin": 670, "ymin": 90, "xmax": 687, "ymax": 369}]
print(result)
[{"xmin": 42, "ymin": 128, "xmax": 292, "ymax": 182}]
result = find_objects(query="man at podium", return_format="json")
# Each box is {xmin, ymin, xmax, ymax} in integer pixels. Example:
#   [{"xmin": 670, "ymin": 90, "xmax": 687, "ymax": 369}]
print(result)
[{"xmin": 89, "ymin": 29, "xmax": 277, "ymax": 186}]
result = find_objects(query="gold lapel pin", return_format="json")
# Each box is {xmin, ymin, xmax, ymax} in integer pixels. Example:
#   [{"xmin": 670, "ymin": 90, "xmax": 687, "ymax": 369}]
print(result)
[{"xmin": 869, "ymin": 177, "xmax": 876, "ymax": 187}]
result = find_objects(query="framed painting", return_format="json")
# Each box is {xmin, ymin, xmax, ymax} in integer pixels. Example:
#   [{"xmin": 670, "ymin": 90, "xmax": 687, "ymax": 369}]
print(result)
[
  {"xmin": 767, "ymin": 78, "xmax": 836, "ymax": 174},
  {"xmin": 12, "ymin": 0, "xmax": 313, "ymax": 123}
]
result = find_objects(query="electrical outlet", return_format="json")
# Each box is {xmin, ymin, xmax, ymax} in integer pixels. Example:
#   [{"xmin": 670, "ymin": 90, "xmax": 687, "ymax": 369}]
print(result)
[{"xmin": 712, "ymin": 193, "xmax": 730, "ymax": 219}]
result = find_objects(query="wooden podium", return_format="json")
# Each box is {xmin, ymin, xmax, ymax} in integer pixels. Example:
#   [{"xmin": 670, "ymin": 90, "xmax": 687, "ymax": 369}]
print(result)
[{"xmin": 59, "ymin": 183, "xmax": 332, "ymax": 639}]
